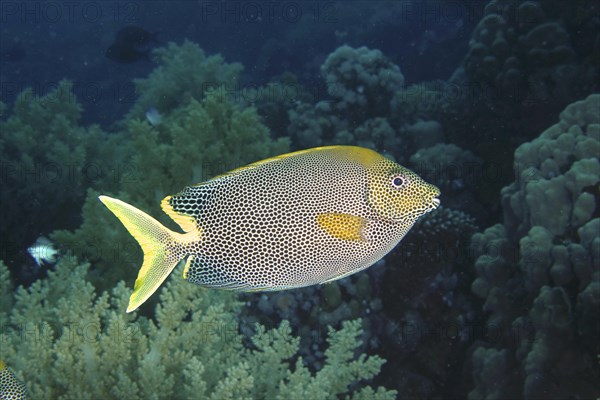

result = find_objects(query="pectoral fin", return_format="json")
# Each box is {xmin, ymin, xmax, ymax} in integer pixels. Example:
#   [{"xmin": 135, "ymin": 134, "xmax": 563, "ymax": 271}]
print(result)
[{"xmin": 316, "ymin": 213, "xmax": 368, "ymax": 242}]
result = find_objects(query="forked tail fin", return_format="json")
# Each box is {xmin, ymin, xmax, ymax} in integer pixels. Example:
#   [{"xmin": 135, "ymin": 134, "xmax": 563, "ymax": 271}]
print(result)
[{"xmin": 99, "ymin": 195, "xmax": 198, "ymax": 312}]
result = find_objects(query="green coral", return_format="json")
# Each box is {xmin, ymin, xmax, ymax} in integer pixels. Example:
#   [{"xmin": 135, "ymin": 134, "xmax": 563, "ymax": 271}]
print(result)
[
  {"xmin": 0, "ymin": 81, "xmax": 125, "ymax": 261},
  {"xmin": 470, "ymin": 348, "xmax": 513, "ymax": 400},
  {"xmin": 503, "ymin": 93, "xmax": 599, "ymax": 237},
  {"xmin": 287, "ymin": 45, "xmax": 405, "ymax": 155},
  {"xmin": 321, "ymin": 45, "xmax": 404, "ymax": 118},
  {"xmin": 464, "ymin": 0, "xmax": 575, "ymax": 94},
  {"xmin": 0, "ymin": 260, "xmax": 12, "ymax": 323},
  {"xmin": 469, "ymin": 94, "xmax": 600, "ymax": 399},
  {"xmin": 0, "ymin": 258, "xmax": 395, "ymax": 399},
  {"xmin": 390, "ymin": 81, "xmax": 455, "ymax": 126},
  {"xmin": 332, "ymin": 117, "xmax": 399, "ymax": 156},
  {"xmin": 127, "ymin": 40, "xmax": 244, "ymax": 119}
]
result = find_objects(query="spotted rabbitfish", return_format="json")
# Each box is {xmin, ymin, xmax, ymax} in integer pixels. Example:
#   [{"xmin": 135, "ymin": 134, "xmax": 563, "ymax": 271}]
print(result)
[
  {"xmin": 0, "ymin": 360, "xmax": 27, "ymax": 400},
  {"xmin": 100, "ymin": 146, "xmax": 440, "ymax": 312}
]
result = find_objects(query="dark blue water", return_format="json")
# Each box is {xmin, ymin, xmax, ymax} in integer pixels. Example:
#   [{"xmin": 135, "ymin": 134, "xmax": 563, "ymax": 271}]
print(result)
[{"xmin": 1, "ymin": 1, "xmax": 476, "ymax": 126}]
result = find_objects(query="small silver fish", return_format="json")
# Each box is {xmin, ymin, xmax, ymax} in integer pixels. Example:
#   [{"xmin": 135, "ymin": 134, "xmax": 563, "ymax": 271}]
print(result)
[
  {"xmin": 27, "ymin": 236, "xmax": 58, "ymax": 266},
  {"xmin": 145, "ymin": 106, "xmax": 162, "ymax": 126}
]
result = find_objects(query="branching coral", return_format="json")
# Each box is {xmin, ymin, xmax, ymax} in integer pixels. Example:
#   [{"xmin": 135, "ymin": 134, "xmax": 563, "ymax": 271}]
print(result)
[
  {"xmin": 126, "ymin": 40, "xmax": 244, "ymax": 120},
  {"xmin": 0, "ymin": 258, "xmax": 396, "ymax": 399},
  {"xmin": 0, "ymin": 81, "xmax": 126, "ymax": 270}
]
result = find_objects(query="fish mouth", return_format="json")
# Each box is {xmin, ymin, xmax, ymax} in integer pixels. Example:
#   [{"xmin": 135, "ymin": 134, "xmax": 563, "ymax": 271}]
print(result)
[{"xmin": 430, "ymin": 197, "xmax": 441, "ymax": 209}]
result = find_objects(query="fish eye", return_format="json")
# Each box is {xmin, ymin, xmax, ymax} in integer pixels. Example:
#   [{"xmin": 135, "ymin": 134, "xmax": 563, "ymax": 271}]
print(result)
[{"xmin": 391, "ymin": 176, "xmax": 404, "ymax": 188}]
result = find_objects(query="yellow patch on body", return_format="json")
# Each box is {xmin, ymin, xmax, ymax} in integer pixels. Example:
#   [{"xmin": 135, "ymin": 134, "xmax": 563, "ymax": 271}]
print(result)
[{"xmin": 316, "ymin": 213, "xmax": 368, "ymax": 241}]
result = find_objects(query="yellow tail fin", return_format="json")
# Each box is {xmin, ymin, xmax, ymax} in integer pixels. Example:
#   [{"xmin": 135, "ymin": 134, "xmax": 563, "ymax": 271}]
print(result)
[{"xmin": 99, "ymin": 195, "xmax": 198, "ymax": 312}]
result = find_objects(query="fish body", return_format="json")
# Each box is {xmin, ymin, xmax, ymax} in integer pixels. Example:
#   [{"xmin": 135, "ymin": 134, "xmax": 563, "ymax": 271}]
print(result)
[
  {"xmin": 100, "ymin": 146, "xmax": 440, "ymax": 312},
  {"xmin": 105, "ymin": 42, "xmax": 150, "ymax": 63},
  {"xmin": 27, "ymin": 236, "xmax": 58, "ymax": 266},
  {"xmin": 114, "ymin": 26, "xmax": 159, "ymax": 46},
  {"xmin": 145, "ymin": 107, "xmax": 162, "ymax": 126},
  {"xmin": 0, "ymin": 360, "xmax": 27, "ymax": 400},
  {"xmin": 105, "ymin": 25, "xmax": 158, "ymax": 63}
]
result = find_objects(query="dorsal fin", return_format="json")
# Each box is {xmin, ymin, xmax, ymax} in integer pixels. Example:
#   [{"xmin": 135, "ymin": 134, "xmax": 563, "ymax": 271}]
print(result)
[{"xmin": 209, "ymin": 146, "xmax": 381, "ymax": 181}]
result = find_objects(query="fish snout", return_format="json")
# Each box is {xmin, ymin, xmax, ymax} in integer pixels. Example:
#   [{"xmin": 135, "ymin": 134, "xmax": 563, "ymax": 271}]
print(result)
[{"xmin": 426, "ymin": 184, "xmax": 441, "ymax": 210}]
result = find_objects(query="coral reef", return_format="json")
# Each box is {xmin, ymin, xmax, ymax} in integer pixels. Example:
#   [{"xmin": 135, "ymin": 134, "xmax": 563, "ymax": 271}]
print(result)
[
  {"xmin": 410, "ymin": 144, "xmax": 482, "ymax": 192},
  {"xmin": 0, "ymin": 81, "xmax": 126, "ymax": 274},
  {"xmin": 1, "ymin": 6, "xmax": 597, "ymax": 395},
  {"xmin": 464, "ymin": 0, "xmax": 576, "ymax": 96},
  {"xmin": 241, "ymin": 266, "xmax": 387, "ymax": 372},
  {"xmin": 288, "ymin": 45, "xmax": 406, "ymax": 155},
  {"xmin": 288, "ymin": 100, "xmax": 344, "ymax": 149},
  {"xmin": 469, "ymin": 94, "xmax": 600, "ymax": 399},
  {"xmin": 403, "ymin": 120, "xmax": 445, "ymax": 150},
  {"xmin": 0, "ymin": 257, "xmax": 396, "ymax": 399},
  {"xmin": 397, "ymin": 0, "xmax": 600, "ymax": 206},
  {"xmin": 320, "ymin": 45, "xmax": 404, "ymax": 118},
  {"xmin": 332, "ymin": 118, "xmax": 399, "ymax": 156},
  {"xmin": 390, "ymin": 80, "xmax": 459, "ymax": 128},
  {"xmin": 410, "ymin": 143, "xmax": 484, "ymax": 213},
  {"xmin": 126, "ymin": 40, "xmax": 244, "ymax": 120}
]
